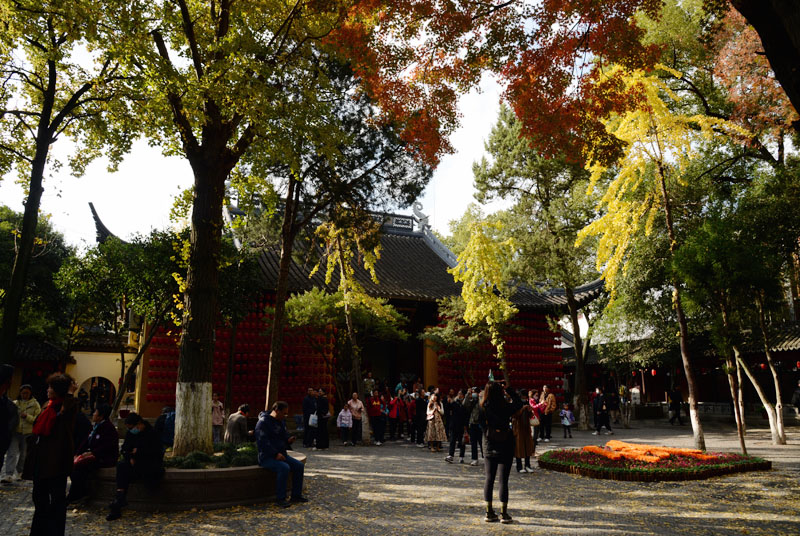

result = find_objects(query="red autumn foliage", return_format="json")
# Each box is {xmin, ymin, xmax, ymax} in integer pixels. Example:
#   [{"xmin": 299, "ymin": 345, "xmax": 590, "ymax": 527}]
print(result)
[
  {"xmin": 325, "ymin": 1, "xmax": 663, "ymax": 168},
  {"xmin": 712, "ymin": 10, "xmax": 798, "ymax": 140}
]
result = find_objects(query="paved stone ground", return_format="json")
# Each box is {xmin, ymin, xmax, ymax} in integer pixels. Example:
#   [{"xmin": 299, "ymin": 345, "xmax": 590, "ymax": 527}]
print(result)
[{"xmin": 2, "ymin": 420, "xmax": 799, "ymax": 535}]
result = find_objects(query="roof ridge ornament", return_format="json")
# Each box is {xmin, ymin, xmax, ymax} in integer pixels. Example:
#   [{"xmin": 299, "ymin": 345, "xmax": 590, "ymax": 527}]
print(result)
[{"xmin": 412, "ymin": 202, "xmax": 430, "ymax": 231}]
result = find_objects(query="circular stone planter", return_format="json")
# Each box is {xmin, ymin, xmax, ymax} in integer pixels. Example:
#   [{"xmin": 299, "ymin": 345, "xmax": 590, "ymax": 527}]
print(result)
[
  {"xmin": 537, "ymin": 450, "xmax": 770, "ymax": 482},
  {"xmin": 87, "ymin": 453, "xmax": 306, "ymax": 511}
]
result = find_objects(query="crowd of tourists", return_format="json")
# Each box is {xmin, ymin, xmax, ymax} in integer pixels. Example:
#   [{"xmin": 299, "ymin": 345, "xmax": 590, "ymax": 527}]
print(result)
[
  {"xmin": 0, "ymin": 366, "xmax": 167, "ymax": 532},
  {"xmin": 0, "ymin": 361, "xmax": 646, "ymax": 530},
  {"xmin": 302, "ymin": 374, "xmax": 579, "ymax": 467}
]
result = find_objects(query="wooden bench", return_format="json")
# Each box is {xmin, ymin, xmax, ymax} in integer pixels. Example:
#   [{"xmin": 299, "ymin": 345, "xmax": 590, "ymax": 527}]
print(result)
[{"xmin": 87, "ymin": 452, "xmax": 307, "ymax": 511}]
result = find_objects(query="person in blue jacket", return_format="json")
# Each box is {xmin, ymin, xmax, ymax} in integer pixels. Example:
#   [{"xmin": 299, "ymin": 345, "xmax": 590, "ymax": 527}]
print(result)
[{"xmin": 255, "ymin": 401, "xmax": 307, "ymax": 508}]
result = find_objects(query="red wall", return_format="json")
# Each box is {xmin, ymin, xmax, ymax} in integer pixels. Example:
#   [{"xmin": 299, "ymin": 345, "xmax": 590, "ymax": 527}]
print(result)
[
  {"xmin": 436, "ymin": 311, "xmax": 564, "ymax": 398},
  {"xmin": 139, "ymin": 293, "xmax": 334, "ymax": 417}
]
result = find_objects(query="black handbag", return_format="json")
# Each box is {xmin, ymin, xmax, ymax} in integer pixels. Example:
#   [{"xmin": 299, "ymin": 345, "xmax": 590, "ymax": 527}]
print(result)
[{"xmin": 487, "ymin": 426, "xmax": 510, "ymax": 444}]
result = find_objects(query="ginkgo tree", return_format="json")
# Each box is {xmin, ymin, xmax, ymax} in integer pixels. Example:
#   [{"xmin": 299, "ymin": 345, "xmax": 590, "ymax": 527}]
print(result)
[
  {"xmin": 310, "ymin": 208, "xmax": 393, "ymax": 400},
  {"xmin": 577, "ymin": 65, "xmax": 747, "ymax": 450},
  {"xmin": 0, "ymin": 0, "xmax": 129, "ymax": 364},
  {"xmin": 449, "ymin": 220, "xmax": 517, "ymax": 383},
  {"xmin": 95, "ymin": 1, "xmax": 439, "ymax": 455}
]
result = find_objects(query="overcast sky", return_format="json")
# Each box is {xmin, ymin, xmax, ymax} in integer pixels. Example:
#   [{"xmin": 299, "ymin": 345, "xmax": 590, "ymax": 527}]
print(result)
[{"xmin": 0, "ymin": 75, "xmax": 510, "ymax": 249}]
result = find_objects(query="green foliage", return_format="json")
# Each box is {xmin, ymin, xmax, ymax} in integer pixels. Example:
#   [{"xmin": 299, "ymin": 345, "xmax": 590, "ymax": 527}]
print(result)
[
  {"xmin": 673, "ymin": 164, "xmax": 800, "ymax": 350},
  {"xmin": 474, "ymin": 106, "xmax": 599, "ymax": 291},
  {"xmin": 439, "ymin": 204, "xmax": 491, "ymax": 258},
  {"xmin": 55, "ymin": 231, "xmax": 185, "ymax": 346},
  {"xmin": 285, "ymin": 287, "xmax": 408, "ymax": 344},
  {"xmin": 0, "ymin": 0, "xmax": 132, "ymax": 181},
  {"xmin": 0, "ymin": 206, "xmax": 73, "ymax": 341},
  {"xmin": 311, "ymin": 209, "xmax": 393, "ymax": 326},
  {"xmin": 420, "ymin": 296, "xmax": 491, "ymax": 359},
  {"xmin": 420, "ymin": 295, "xmax": 500, "ymax": 386},
  {"xmin": 218, "ymin": 244, "xmax": 263, "ymax": 328}
]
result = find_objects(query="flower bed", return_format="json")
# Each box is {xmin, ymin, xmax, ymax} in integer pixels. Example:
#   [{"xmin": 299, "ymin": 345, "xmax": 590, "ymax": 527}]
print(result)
[{"xmin": 538, "ymin": 442, "xmax": 771, "ymax": 482}]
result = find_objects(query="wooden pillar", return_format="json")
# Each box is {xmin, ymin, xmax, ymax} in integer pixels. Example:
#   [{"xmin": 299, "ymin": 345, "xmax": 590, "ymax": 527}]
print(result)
[{"xmin": 423, "ymin": 339, "xmax": 438, "ymax": 388}]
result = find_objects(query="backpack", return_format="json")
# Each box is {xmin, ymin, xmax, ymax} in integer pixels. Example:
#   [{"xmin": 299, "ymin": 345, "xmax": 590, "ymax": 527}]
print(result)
[{"xmin": 162, "ymin": 411, "xmax": 176, "ymax": 447}]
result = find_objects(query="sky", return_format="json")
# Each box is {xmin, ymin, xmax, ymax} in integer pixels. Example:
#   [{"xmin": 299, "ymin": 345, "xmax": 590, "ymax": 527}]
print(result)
[{"xmin": 0, "ymin": 75, "xmax": 510, "ymax": 249}]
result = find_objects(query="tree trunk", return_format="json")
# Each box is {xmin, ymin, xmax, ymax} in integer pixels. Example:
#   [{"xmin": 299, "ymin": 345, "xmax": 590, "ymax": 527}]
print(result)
[
  {"xmin": 493, "ymin": 329, "xmax": 511, "ymax": 384},
  {"xmin": 265, "ymin": 177, "xmax": 300, "ymax": 410},
  {"xmin": 111, "ymin": 319, "xmax": 161, "ymax": 418},
  {"xmin": 788, "ymin": 253, "xmax": 800, "ymax": 320},
  {"xmin": 224, "ymin": 321, "xmax": 238, "ymax": 415},
  {"xmin": 336, "ymin": 236, "xmax": 366, "ymax": 400},
  {"xmin": 173, "ymin": 162, "xmax": 227, "ymax": 456},
  {"xmin": 736, "ymin": 356, "xmax": 746, "ymax": 434},
  {"xmin": 731, "ymin": 0, "xmax": 800, "ymax": 134},
  {"xmin": 0, "ymin": 139, "xmax": 51, "ymax": 364},
  {"xmin": 725, "ymin": 358, "xmax": 748, "ymax": 455},
  {"xmin": 656, "ymin": 163, "xmax": 705, "ymax": 450},
  {"xmin": 566, "ymin": 289, "xmax": 590, "ymax": 430},
  {"xmin": 755, "ymin": 292, "xmax": 787, "ymax": 444},
  {"xmin": 734, "ymin": 345, "xmax": 782, "ymax": 444},
  {"xmin": 719, "ymin": 300, "xmax": 747, "ymax": 454}
]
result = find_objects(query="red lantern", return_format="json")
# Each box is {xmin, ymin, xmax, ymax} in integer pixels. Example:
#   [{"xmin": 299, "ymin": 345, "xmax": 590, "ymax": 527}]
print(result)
[
  {"xmin": 796, "ymin": 361, "xmax": 800, "ymax": 369},
  {"xmin": 632, "ymin": 371, "xmax": 636, "ymax": 377},
  {"xmin": 651, "ymin": 369, "xmax": 657, "ymax": 376},
  {"xmin": 760, "ymin": 363, "xmax": 767, "ymax": 370}
]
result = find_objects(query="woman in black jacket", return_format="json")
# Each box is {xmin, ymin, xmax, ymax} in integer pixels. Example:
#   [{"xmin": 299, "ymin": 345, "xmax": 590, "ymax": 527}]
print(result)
[
  {"xmin": 25, "ymin": 373, "xmax": 78, "ymax": 536},
  {"xmin": 481, "ymin": 381, "xmax": 523, "ymax": 524}
]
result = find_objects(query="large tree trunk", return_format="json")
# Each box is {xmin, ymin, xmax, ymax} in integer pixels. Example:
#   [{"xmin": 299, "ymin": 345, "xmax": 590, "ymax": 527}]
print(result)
[
  {"xmin": 731, "ymin": 0, "xmax": 800, "ymax": 133},
  {"xmin": 566, "ymin": 289, "xmax": 590, "ymax": 430},
  {"xmin": 0, "ymin": 133, "xmax": 52, "ymax": 365},
  {"xmin": 755, "ymin": 292, "xmax": 787, "ymax": 444},
  {"xmin": 656, "ymin": 163, "xmax": 705, "ymax": 450},
  {"xmin": 173, "ymin": 161, "xmax": 227, "ymax": 456},
  {"xmin": 265, "ymin": 177, "xmax": 300, "ymax": 410}
]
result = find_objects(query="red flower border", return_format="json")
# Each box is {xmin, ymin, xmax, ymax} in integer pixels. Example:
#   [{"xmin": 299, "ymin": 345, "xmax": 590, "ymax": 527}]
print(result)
[{"xmin": 538, "ymin": 448, "xmax": 771, "ymax": 482}]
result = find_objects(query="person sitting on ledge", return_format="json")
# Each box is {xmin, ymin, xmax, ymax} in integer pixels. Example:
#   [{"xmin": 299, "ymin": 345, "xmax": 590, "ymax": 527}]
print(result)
[
  {"xmin": 66, "ymin": 403, "xmax": 119, "ymax": 503},
  {"xmin": 255, "ymin": 401, "xmax": 307, "ymax": 508},
  {"xmin": 107, "ymin": 412, "xmax": 164, "ymax": 521}
]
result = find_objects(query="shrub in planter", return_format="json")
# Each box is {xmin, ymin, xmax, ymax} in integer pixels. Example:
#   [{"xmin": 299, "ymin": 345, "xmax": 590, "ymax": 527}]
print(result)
[{"xmin": 165, "ymin": 443, "xmax": 259, "ymax": 469}]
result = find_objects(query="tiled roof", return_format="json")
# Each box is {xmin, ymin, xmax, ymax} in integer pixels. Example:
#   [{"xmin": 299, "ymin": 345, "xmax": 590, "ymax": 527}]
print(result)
[
  {"xmin": 761, "ymin": 324, "xmax": 800, "ymax": 352},
  {"xmin": 257, "ymin": 227, "xmax": 605, "ymax": 311},
  {"xmin": 90, "ymin": 202, "xmax": 605, "ymax": 312},
  {"xmin": 257, "ymin": 229, "xmax": 463, "ymax": 302},
  {"xmin": 13, "ymin": 336, "xmax": 71, "ymax": 363}
]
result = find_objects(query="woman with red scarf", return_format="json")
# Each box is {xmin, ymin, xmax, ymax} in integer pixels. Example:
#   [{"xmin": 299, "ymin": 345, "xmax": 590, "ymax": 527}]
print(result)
[{"xmin": 23, "ymin": 373, "xmax": 77, "ymax": 536}]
